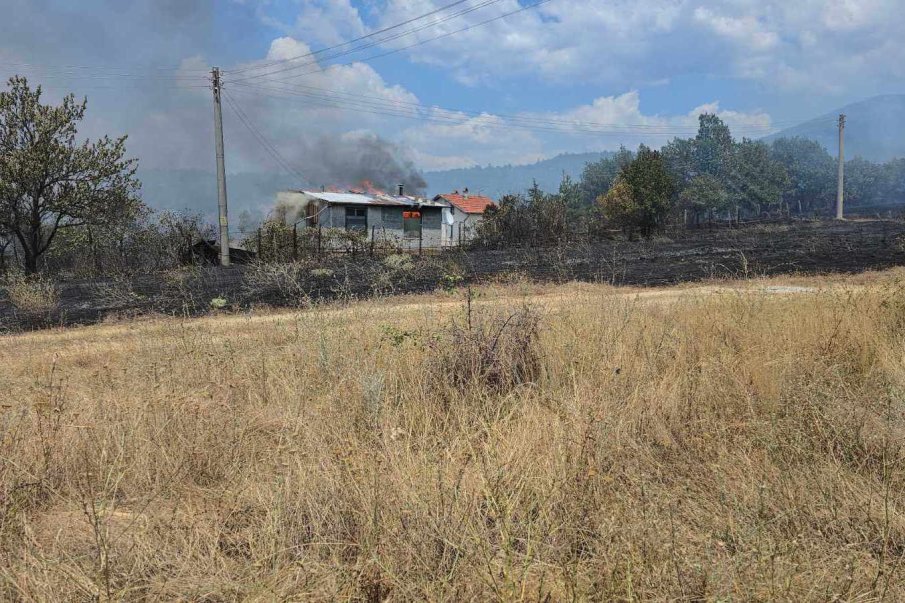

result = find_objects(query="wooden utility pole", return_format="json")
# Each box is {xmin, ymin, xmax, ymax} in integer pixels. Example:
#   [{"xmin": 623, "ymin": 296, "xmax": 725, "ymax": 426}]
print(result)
[
  {"xmin": 836, "ymin": 114, "xmax": 846, "ymax": 220},
  {"xmin": 212, "ymin": 67, "xmax": 231, "ymax": 265}
]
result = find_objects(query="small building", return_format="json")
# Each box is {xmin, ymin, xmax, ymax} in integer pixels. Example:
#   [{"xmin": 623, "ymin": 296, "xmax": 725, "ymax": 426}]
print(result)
[
  {"xmin": 433, "ymin": 189, "xmax": 496, "ymax": 244},
  {"xmin": 276, "ymin": 187, "xmax": 450, "ymax": 249}
]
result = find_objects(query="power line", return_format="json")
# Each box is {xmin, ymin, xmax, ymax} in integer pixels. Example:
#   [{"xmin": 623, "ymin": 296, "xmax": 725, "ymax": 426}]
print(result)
[
  {"xmin": 222, "ymin": 90, "xmax": 307, "ymax": 183},
  {"xmin": 230, "ymin": 78, "xmax": 819, "ymax": 134},
  {"xmin": 226, "ymin": 0, "xmax": 475, "ymax": 75},
  {"xmin": 227, "ymin": 0, "xmax": 523, "ymax": 83},
  {"xmin": 228, "ymin": 82, "xmax": 823, "ymax": 138}
]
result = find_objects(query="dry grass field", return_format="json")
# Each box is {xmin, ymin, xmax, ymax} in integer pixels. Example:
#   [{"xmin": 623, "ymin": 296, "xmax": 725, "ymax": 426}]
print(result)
[{"xmin": 2, "ymin": 270, "xmax": 905, "ymax": 601}]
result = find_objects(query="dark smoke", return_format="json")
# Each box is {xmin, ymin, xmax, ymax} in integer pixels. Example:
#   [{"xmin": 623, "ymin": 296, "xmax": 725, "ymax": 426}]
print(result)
[{"xmin": 300, "ymin": 133, "xmax": 427, "ymax": 195}]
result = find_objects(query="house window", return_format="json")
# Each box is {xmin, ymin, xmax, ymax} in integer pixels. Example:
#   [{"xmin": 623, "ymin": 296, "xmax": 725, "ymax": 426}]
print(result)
[
  {"xmin": 345, "ymin": 207, "xmax": 367, "ymax": 231},
  {"xmin": 403, "ymin": 210, "xmax": 421, "ymax": 238}
]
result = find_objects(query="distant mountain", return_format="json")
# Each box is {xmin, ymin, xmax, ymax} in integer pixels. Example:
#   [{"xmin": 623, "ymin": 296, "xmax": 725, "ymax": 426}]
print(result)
[
  {"xmin": 765, "ymin": 94, "xmax": 905, "ymax": 162},
  {"xmin": 423, "ymin": 151, "xmax": 613, "ymax": 199}
]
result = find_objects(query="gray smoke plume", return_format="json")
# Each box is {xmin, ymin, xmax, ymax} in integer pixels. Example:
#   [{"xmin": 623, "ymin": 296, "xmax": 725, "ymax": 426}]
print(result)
[{"xmin": 299, "ymin": 133, "xmax": 427, "ymax": 195}]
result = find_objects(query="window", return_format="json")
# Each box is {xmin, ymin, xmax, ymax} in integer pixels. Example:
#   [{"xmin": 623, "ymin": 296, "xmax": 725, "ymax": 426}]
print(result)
[
  {"xmin": 345, "ymin": 206, "xmax": 367, "ymax": 231},
  {"xmin": 403, "ymin": 210, "xmax": 421, "ymax": 238}
]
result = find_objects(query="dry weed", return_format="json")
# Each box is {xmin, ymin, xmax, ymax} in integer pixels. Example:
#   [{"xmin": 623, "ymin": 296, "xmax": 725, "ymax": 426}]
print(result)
[{"xmin": 0, "ymin": 275, "xmax": 904, "ymax": 600}]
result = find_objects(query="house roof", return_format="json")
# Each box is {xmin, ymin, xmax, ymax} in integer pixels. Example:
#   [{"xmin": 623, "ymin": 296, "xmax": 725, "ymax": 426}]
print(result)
[
  {"xmin": 294, "ymin": 190, "xmax": 449, "ymax": 208},
  {"xmin": 435, "ymin": 193, "xmax": 495, "ymax": 214}
]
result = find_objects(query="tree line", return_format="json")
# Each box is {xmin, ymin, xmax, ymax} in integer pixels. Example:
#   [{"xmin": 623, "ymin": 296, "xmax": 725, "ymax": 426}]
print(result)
[
  {"xmin": 477, "ymin": 114, "xmax": 905, "ymax": 245},
  {"xmin": 3, "ymin": 75, "xmax": 905, "ymax": 276}
]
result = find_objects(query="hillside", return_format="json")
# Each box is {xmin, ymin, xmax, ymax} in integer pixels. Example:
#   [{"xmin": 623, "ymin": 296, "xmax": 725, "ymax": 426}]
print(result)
[
  {"xmin": 423, "ymin": 151, "xmax": 611, "ymax": 198},
  {"xmin": 766, "ymin": 94, "xmax": 905, "ymax": 161}
]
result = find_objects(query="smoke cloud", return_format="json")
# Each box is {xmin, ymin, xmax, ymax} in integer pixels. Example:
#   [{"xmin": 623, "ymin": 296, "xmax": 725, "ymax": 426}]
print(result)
[{"xmin": 298, "ymin": 132, "xmax": 427, "ymax": 195}]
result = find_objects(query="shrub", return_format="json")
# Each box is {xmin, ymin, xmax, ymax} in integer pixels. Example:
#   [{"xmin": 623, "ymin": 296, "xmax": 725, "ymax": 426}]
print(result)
[
  {"xmin": 425, "ymin": 299, "xmax": 542, "ymax": 397},
  {"xmin": 242, "ymin": 261, "xmax": 313, "ymax": 306},
  {"xmin": 383, "ymin": 253, "xmax": 414, "ymax": 272},
  {"xmin": 4, "ymin": 273, "xmax": 59, "ymax": 314},
  {"xmin": 309, "ymin": 268, "xmax": 334, "ymax": 279}
]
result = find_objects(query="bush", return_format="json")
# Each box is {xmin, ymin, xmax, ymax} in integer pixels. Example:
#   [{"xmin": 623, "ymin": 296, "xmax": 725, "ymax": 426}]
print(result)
[
  {"xmin": 383, "ymin": 253, "xmax": 414, "ymax": 272},
  {"xmin": 425, "ymin": 299, "xmax": 542, "ymax": 397},
  {"xmin": 4, "ymin": 273, "xmax": 59, "ymax": 314},
  {"xmin": 242, "ymin": 261, "xmax": 314, "ymax": 306}
]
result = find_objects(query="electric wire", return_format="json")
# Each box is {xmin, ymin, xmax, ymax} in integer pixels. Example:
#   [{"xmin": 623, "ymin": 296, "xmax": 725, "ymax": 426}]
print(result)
[
  {"xmin": 226, "ymin": 0, "xmax": 475, "ymax": 75},
  {"xmin": 222, "ymin": 90, "xmax": 307, "ymax": 184},
  {"xmin": 228, "ymin": 83, "xmax": 829, "ymax": 138},
  {"xmin": 228, "ymin": 0, "xmax": 512, "ymax": 82},
  {"xmin": 229, "ymin": 78, "xmax": 821, "ymax": 134}
]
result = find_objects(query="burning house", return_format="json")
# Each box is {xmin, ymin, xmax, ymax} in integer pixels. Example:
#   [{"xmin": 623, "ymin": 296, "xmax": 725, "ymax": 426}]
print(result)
[{"xmin": 276, "ymin": 185, "xmax": 451, "ymax": 249}]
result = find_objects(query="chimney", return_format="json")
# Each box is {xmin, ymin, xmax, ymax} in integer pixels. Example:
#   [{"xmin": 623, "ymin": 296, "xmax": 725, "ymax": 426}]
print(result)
[
  {"xmin": 397, "ymin": 184, "xmax": 405, "ymax": 196},
  {"xmin": 464, "ymin": 187, "xmax": 469, "ymax": 199}
]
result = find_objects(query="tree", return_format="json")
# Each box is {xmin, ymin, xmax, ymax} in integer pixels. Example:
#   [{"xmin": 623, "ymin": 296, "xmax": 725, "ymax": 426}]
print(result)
[
  {"xmin": 694, "ymin": 114, "xmax": 734, "ymax": 180},
  {"xmin": 598, "ymin": 178, "xmax": 640, "ymax": 238},
  {"xmin": 844, "ymin": 157, "xmax": 887, "ymax": 207},
  {"xmin": 579, "ymin": 146, "xmax": 633, "ymax": 203},
  {"xmin": 679, "ymin": 174, "xmax": 729, "ymax": 224},
  {"xmin": 618, "ymin": 145, "xmax": 676, "ymax": 235},
  {"xmin": 729, "ymin": 139, "xmax": 789, "ymax": 215},
  {"xmin": 661, "ymin": 136, "xmax": 697, "ymax": 188},
  {"xmin": 557, "ymin": 172, "xmax": 584, "ymax": 221},
  {"xmin": 770, "ymin": 137, "xmax": 835, "ymax": 214},
  {"xmin": 0, "ymin": 76, "xmax": 141, "ymax": 273},
  {"xmin": 882, "ymin": 158, "xmax": 905, "ymax": 203}
]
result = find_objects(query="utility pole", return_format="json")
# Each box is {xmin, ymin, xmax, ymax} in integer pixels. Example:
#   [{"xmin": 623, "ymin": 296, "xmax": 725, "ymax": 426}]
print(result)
[
  {"xmin": 212, "ymin": 67, "xmax": 231, "ymax": 266},
  {"xmin": 836, "ymin": 113, "xmax": 846, "ymax": 220}
]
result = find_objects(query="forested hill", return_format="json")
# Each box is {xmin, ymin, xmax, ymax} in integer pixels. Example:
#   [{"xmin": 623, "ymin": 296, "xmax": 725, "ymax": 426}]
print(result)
[
  {"xmin": 765, "ymin": 95, "xmax": 905, "ymax": 163},
  {"xmin": 423, "ymin": 152, "xmax": 612, "ymax": 199}
]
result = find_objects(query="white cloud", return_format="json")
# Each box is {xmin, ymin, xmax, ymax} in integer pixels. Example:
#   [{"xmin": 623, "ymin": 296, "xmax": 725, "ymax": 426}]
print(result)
[
  {"xmin": 264, "ymin": 0, "xmax": 905, "ymax": 93},
  {"xmin": 693, "ymin": 8, "xmax": 779, "ymax": 51},
  {"xmin": 262, "ymin": 0, "xmax": 366, "ymax": 47},
  {"xmin": 173, "ymin": 34, "xmax": 776, "ymax": 173}
]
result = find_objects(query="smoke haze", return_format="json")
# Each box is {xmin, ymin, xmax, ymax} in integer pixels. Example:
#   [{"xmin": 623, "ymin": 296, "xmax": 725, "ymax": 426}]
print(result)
[{"xmin": 296, "ymin": 133, "xmax": 427, "ymax": 195}]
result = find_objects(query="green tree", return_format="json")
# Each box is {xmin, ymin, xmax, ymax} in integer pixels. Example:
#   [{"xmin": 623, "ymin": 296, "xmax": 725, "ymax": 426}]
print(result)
[
  {"xmin": 769, "ymin": 137, "xmax": 835, "ymax": 214},
  {"xmin": 882, "ymin": 158, "xmax": 905, "ymax": 203},
  {"xmin": 619, "ymin": 145, "xmax": 676, "ymax": 235},
  {"xmin": 598, "ymin": 178, "xmax": 639, "ymax": 238},
  {"xmin": 679, "ymin": 174, "xmax": 729, "ymax": 224},
  {"xmin": 694, "ymin": 114, "xmax": 734, "ymax": 180},
  {"xmin": 557, "ymin": 172, "xmax": 584, "ymax": 221},
  {"xmin": 844, "ymin": 157, "xmax": 884, "ymax": 206},
  {"xmin": 661, "ymin": 136, "xmax": 697, "ymax": 188},
  {"xmin": 579, "ymin": 146, "xmax": 633, "ymax": 203},
  {"xmin": 729, "ymin": 139, "xmax": 789, "ymax": 214},
  {"xmin": 0, "ymin": 76, "xmax": 140, "ymax": 273}
]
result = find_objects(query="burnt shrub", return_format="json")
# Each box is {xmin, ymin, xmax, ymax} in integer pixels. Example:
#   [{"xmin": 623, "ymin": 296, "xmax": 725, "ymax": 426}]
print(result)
[{"xmin": 425, "ymin": 298, "xmax": 542, "ymax": 397}]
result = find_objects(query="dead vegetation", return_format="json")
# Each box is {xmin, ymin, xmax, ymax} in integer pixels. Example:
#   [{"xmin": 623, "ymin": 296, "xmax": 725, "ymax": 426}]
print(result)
[{"xmin": 1, "ymin": 272, "xmax": 905, "ymax": 600}]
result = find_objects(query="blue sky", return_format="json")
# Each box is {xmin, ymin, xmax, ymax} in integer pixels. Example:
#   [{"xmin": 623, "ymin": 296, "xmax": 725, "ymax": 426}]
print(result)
[{"xmin": 1, "ymin": 0, "xmax": 903, "ymax": 173}]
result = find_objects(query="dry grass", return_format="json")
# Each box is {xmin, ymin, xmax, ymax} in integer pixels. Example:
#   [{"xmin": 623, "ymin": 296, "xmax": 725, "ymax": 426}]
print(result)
[{"xmin": 2, "ymin": 271, "xmax": 905, "ymax": 600}]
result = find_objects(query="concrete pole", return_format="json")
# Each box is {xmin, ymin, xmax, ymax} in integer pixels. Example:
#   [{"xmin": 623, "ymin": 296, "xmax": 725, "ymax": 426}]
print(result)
[
  {"xmin": 212, "ymin": 68, "xmax": 231, "ymax": 265},
  {"xmin": 836, "ymin": 114, "xmax": 846, "ymax": 220}
]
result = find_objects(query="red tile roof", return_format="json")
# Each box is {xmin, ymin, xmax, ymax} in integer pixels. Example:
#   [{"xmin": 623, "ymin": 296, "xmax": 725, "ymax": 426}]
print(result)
[{"xmin": 436, "ymin": 193, "xmax": 496, "ymax": 214}]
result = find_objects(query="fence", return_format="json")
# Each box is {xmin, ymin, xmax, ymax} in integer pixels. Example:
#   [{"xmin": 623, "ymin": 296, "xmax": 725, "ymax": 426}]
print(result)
[{"xmin": 252, "ymin": 222, "xmax": 481, "ymax": 262}]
